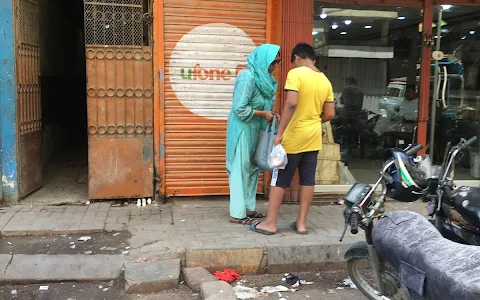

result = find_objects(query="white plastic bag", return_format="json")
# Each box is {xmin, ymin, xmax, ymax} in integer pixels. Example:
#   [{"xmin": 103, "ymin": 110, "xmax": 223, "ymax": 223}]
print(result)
[{"xmin": 269, "ymin": 144, "xmax": 288, "ymax": 169}]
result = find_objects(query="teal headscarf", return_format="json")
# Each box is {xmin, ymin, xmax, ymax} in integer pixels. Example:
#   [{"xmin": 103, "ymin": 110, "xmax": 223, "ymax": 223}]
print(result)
[{"xmin": 246, "ymin": 44, "xmax": 280, "ymax": 99}]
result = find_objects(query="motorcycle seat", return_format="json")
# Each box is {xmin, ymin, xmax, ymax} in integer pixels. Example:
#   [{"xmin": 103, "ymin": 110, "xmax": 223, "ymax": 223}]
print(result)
[{"xmin": 372, "ymin": 210, "xmax": 480, "ymax": 300}]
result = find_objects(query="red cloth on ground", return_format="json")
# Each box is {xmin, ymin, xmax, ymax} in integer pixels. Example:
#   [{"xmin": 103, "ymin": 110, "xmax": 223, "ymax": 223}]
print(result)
[{"xmin": 213, "ymin": 269, "xmax": 242, "ymax": 283}]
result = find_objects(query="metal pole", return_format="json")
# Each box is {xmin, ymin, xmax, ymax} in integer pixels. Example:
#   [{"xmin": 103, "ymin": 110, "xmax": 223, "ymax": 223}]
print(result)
[
  {"xmin": 429, "ymin": 7, "xmax": 443, "ymax": 159},
  {"xmin": 417, "ymin": 0, "xmax": 434, "ymax": 155}
]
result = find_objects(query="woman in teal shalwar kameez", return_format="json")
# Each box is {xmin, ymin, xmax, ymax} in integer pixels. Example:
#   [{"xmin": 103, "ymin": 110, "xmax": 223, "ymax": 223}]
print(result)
[{"xmin": 226, "ymin": 44, "xmax": 281, "ymax": 224}]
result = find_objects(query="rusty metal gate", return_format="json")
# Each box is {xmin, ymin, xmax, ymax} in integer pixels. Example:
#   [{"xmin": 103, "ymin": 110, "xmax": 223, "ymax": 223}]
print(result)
[
  {"xmin": 160, "ymin": 0, "xmax": 267, "ymax": 196},
  {"xmin": 84, "ymin": 0, "xmax": 154, "ymax": 199},
  {"xmin": 14, "ymin": 0, "xmax": 43, "ymax": 198}
]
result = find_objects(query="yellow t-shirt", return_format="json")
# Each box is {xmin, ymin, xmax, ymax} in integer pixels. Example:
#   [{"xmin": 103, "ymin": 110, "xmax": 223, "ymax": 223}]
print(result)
[{"xmin": 282, "ymin": 66, "xmax": 334, "ymax": 154}]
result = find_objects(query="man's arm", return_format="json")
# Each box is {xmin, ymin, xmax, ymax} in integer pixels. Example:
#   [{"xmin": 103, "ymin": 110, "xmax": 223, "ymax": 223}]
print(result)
[
  {"xmin": 321, "ymin": 102, "xmax": 335, "ymax": 123},
  {"xmin": 274, "ymin": 90, "xmax": 298, "ymax": 146},
  {"xmin": 321, "ymin": 83, "xmax": 335, "ymax": 122}
]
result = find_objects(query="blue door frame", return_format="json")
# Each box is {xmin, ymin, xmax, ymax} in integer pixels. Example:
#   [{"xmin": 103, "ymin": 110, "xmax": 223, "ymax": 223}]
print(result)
[{"xmin": 0, "ymin": 2, "xmax": 19, "ymax": 204}]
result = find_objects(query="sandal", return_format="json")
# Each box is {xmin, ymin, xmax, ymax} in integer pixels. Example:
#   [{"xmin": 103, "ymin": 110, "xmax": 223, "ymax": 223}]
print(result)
[
  {"xmin": 291, "ymin": 222, "xmax": 308, "ymax": 235},
  {"xmin": 247, "ymin": 211, "xmax": 266, "ymax": 218},
  {"xmin": 230, "ymin": 217, "xmax": 258, "ymax": 225},
  {"xmin": 250, "ymin": 222, "xmax": 275, "ymax": 235}
]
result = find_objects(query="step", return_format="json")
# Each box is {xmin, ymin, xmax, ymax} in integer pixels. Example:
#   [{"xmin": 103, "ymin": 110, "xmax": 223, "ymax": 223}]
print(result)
[
  {"xmin": 0, "ymin": 254, "xmax": 124, "ymax": 284},
  {"xmin": 124, "ymin": 259, "xmax": 180, "ymax": 294}
]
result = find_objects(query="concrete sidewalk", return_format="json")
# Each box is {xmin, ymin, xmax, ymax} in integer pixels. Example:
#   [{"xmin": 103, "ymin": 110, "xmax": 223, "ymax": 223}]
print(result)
[{"xmin": 1, "ymin": 199, "xmax": 427, "ymax": 275}]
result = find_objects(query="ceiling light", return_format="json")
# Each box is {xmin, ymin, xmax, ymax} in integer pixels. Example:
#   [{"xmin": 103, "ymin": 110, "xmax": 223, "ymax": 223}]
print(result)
[
  {"xmin": 320, "ymin": 13, "xmax": 327, "ymax": 19},
  {"xmin": 365, "ymin": 25, "xmax": 372, "ymax": 29},
  {"xmin": 397, "ymin": 16, "xmax": 406, "ymax": 20},
  {"xmin": 331, "ymin": 24, "xmax": 338, "ymax": 30},
  {"xmin": 461, "ymin": 36, "xmax": 467, "ymax": 40},
  {"xmin": 470, "ymin": 30, "xmax": 476, "ymax": 35},
  {"xmin": 441, "ymin": 5, "xmax": 452, "ymax": 10},
  {"xmin": 340, "ymin": 32, "xmax": 347, "ymax": 35},
  {"xmin": 344, "ymin": 20, "xmax": 352, "ymax": 25},
  {"xmin": 312, "ymin": 31, "xmax": 318, "ymax": 35}
]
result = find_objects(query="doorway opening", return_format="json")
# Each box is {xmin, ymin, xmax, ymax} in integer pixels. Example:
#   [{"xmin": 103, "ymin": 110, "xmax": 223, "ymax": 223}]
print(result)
[{"xmin": 24, "ymin": 0, "xmax": 88, "ymax": 204}]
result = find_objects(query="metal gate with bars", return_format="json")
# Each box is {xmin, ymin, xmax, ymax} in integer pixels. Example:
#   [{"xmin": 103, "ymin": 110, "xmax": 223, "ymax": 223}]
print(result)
[
  {"xmin": 84, "ymin": 0, "xmax": 154, "ymax": 199},
  {"xmin": 15, "ymin": 0, "xmax": 43, "ymax": 198}
]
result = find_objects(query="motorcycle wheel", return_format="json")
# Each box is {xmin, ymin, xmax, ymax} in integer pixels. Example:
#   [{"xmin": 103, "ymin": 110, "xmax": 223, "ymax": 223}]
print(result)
[{"xmin": 347, "ymin": 256, "xmax": 412, "ymax": 300}]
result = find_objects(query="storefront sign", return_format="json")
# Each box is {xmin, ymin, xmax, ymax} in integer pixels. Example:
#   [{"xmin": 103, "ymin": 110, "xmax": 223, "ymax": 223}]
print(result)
[{"xmin": 169, "ymin": 23, "xmax": 256, "ymax": 120}]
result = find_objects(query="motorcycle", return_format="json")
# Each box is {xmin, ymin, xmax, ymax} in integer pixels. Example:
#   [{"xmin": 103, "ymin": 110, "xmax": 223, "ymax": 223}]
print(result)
[
  {"xmin": 339, "ymin": 137, "xmax": 480, "ymax": 299},
  {"xmin": 427, "ymin": 138, "xmax": 480, "ymax": 246}
]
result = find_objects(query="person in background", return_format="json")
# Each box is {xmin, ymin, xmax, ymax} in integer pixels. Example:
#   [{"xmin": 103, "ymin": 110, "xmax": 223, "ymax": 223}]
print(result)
[
  {"xmin": 250, "ymin": 42, "xmax": 335, "ymax": 235},
  {"xmin": 226, "ymin": 44, "xmax": 281, "ymax": 225},
  {"xmin": 314, "ymin": 55, "xmax": 327, "ymax": 73},
  {"xmin": 340, "ymin": 77, "xmax": 364, "ymax": 117},
  {"xmin": 397, "ymin": 84, "xmax": 419, "ymax": 121}
]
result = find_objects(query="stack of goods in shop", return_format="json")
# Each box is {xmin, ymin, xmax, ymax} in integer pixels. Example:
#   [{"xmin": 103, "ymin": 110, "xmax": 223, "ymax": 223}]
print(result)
[{"xmin": 316, "ymin": 121, "xmax": 341, "ymax": 185}]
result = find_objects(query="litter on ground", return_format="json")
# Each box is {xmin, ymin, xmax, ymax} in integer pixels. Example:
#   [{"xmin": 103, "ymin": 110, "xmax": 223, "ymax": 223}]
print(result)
[
  {"xmin": 260, "ymin": 285, "xmax": 290, "ymax": 293},
  {"xmin": 135, "ymin": 258, "xmax": 157, "ymax": 263},
  {"xmin": 213, "ymin": 269, "xmax": 242, "ymax": 284},
  {"xmin": 39, "ymin": 286, "xmax": 49, "ymax": 291},
  {"xmin": 233, "ymin": 285, "xmax": 260, "ymax": 299},
  {"xmin": 77, "ymin": 236, "xmax": 91, "ymax": 242},
  {"xmin": 283, "ymin": 273, "xmax": 314, "ymax": 288},
  {"xmin": 343, "ymin": 277, "xmax": 358, "ymax": 289}
]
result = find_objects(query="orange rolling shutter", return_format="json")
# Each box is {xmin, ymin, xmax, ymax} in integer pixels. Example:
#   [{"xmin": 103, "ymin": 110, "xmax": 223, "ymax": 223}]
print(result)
[{"xmin": 162, "ymin": 0, "xmax": 268, "ymax": 196}]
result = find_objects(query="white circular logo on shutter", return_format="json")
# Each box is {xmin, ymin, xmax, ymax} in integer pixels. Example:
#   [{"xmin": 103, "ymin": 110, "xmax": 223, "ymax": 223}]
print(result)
[{"xmin": 169, "ymin": 23, "xmax": 257, "ymax": 120}]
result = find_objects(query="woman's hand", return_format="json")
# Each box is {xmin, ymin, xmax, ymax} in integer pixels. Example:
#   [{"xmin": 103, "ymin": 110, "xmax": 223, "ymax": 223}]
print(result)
[
  {"xmin": 264, "ymin": 111, "xmax": 274, "ymax": 122},
  {"xmin": 274, "ymin": 135, "xmax": 283, "ymax": 146}
]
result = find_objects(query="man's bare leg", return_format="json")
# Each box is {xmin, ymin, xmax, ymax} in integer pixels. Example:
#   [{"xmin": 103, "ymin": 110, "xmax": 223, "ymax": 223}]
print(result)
[
  {"xmin": 254, "ymin": 186, "xmax": 286, "ymax": 233},
  {"xmin": 295, "ymin": 185, "xmax": 314, "ymax": 232}
]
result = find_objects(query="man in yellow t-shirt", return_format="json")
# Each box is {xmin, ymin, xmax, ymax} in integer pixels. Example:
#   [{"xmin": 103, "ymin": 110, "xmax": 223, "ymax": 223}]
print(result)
[{"xmin": 251, "ymin": 43, "xmax": 335, "ymax": 236}]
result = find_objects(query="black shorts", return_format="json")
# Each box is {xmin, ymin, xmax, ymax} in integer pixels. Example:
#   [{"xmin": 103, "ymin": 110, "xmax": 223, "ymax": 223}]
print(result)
[{"xmin": 271, "ymin": 151, "xmax": 318, "ymax": 188}]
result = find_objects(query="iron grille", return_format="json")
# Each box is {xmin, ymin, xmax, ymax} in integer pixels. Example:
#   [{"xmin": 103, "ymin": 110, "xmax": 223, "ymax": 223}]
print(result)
[
  {"xmin": 84, "ymin": 0, "xmax": 144, "ymax": 46},
  {"xmin": 18, "ymin": 0, "xmax": 40, "ymax": 45}
]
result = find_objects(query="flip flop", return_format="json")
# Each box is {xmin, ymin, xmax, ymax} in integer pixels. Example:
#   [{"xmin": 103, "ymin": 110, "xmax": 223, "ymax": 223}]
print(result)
[
  {"xmin": 291, "ymin": 222, "xmax": 308, "ymax": 235},
  {"xmin": 247, "ymin": 211, "xmax": 266, "ymax": 218},
  {"xmin": 229, "ymin": 217, "xmax": 258, "ymax": 225},
  {"xmin": 250, "ymin": 222, "xmax": 275, "ymax": 235}
]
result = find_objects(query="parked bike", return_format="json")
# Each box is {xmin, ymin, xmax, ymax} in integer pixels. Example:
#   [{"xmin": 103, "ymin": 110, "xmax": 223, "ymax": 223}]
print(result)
[
  {"xmin": 426, "ymin": 137, "xmax": 480, "ymax": 245},
  {"xmin": 339, "ymin": 137, "xmax": 480, "ymax": 299}
]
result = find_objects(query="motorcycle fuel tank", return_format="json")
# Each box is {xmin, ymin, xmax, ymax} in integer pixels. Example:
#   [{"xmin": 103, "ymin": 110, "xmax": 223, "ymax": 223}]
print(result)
[{"xmin": 452, "ymin": 186, "xmax": 480, "ymax": 227}]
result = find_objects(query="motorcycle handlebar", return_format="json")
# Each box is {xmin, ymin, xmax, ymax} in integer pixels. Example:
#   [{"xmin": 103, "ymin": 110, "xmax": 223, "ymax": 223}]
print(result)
[
  {"xmin": 350, "ymin": 213, "xmax": 360, "ymax": 234},
  {"xmin": 461, "ymin": 136, "xmax": 477, "ymax": 150},
  {"xmin": 406, "ymin": 144, "xmax": 423, "ymax": 156}
]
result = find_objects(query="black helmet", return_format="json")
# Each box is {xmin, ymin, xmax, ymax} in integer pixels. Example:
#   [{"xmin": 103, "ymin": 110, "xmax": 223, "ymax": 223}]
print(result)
[{"xmin": 383, "ymin": 149, "xmax": 429, "ymax": 202}]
